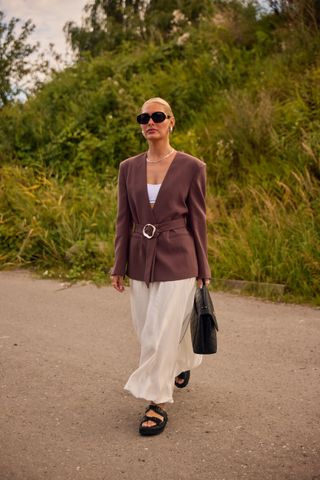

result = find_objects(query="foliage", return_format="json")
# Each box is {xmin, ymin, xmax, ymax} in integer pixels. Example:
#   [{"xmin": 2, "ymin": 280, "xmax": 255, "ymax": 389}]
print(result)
[
  {"xmin": 0, "ymin": 1, "xmax": 319, "ymax": 303},
  {"xmin": 207, "ymin": 171, "xmax": 320, "ymax": 302},
  {"xmin": 0, "ymin": 165, "xmax": 117, "ymax": 282},
  {"xmin": 64, "ymin": 0, "xmax": 214, "ymax": 57},
  {"xmin": 267, "ymin": 0, "xmax": 320, "ymax": 30},
  {"xmin": 0, "ymin": 10, "xmax": 58, "ymax": 107}
]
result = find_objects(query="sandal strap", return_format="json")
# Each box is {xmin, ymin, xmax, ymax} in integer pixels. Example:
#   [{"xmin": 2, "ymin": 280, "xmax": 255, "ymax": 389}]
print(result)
[
  {"xmin": 145, "ymin": 404, "xmax": 168, "ymax": 420},
  {"xmin": 177, "ymin": 370, "xmax": 190, "ymax": 380},
  {"xmin": 141, "ymin": 415, "xmax": 162, "ymax": 426}
]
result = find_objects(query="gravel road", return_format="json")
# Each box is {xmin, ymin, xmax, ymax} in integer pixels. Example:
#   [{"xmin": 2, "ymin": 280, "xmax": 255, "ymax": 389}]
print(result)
[{"xmin": 0, "ymin": 270, "xmax": 319, "ymax": 480}]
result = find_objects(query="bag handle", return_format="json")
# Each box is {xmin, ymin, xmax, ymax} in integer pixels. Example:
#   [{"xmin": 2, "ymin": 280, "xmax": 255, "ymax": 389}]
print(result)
[
  {"xmin": 200, "ymin": 280, "xmax": 219, "ymax": 331},
  {"xmin": 200, "ymin": 279, "xmax": 208, "ymax": 307}
]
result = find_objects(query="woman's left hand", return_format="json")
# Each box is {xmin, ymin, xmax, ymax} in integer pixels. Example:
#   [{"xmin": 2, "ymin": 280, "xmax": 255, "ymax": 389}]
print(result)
[{"xmin": 197, "ymin": 278, "xmax": 210, "ymax": 288}]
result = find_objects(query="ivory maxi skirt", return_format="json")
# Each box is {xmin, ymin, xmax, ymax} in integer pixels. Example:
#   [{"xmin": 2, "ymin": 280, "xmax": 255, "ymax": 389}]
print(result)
[{"xmin": 124, "ymin": 277, "xmax": 203, "ymax": 404}]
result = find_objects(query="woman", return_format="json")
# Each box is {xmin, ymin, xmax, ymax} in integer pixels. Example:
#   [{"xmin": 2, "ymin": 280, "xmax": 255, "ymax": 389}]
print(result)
[{"xmin": 110, "ymin": 97, "xmax": 211, "ymax": 436}]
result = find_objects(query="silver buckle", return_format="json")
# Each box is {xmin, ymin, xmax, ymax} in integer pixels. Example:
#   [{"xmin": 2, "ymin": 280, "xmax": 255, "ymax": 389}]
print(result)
[{"xmin": 142, "ymin": 223, "xmax": 156, "ymax": 239}]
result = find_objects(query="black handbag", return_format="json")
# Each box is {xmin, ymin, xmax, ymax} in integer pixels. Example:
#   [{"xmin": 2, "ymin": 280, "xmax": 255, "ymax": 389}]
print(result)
[{"xmin": 190, "ymin": 282, "xmax": 219, "ymax": 354}]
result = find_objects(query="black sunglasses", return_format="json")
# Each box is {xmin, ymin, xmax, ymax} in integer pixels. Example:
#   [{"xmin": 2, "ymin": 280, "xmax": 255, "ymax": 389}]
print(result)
[{"xmin": 137, "ymin": 111, "xmax": 171, "ymax": 124}]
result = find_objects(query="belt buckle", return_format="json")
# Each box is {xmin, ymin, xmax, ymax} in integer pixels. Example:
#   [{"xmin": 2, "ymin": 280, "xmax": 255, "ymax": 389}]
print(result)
[{"xmin": 142, "ymin": 223, "xmax": 156, "ymax": 239}]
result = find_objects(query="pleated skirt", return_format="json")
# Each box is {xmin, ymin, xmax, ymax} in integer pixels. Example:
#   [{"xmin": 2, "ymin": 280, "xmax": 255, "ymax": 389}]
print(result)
[{"xmin": 124, "ymin": 277, "xmax": 202, "ymax": 404}]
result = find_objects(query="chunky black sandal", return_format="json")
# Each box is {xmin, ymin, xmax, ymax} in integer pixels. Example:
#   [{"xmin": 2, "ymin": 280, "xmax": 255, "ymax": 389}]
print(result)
[
  {"xmin": 175, "ymin": 370, "xmax": 190, "ymax": 388},
  {"xmin": 139, "ymin": 404, "xmax": 168, "ymax": 436}
]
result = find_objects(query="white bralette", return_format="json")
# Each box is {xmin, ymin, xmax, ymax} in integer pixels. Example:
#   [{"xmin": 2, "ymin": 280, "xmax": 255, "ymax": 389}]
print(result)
[{"xmin": 147, "ymin": 183, "xmax": 162, "ymax": 204}]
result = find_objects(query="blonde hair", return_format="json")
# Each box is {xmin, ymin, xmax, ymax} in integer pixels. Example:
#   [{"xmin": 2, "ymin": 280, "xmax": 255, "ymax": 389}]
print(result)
[{"xmin": 141, "ymin": 97, "xmax": 174, "ymax": 117}]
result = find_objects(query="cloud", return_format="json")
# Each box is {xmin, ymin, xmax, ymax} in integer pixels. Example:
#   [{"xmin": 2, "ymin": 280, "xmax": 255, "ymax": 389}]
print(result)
[{"xmin": 0, "ymin": 0, "xmax": 88, "ymax": 55}]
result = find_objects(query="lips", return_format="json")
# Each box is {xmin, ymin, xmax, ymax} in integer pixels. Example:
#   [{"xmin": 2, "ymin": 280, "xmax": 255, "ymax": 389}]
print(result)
[{"xmin": 147, "ymin": 128, "xmax": 157, "ymax": 133}]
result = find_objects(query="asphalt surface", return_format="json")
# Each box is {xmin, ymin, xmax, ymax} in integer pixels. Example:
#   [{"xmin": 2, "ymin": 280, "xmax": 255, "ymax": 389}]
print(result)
[{"xmin": 0, "ymin": 270, "xmax": 319, "ymax": 480}]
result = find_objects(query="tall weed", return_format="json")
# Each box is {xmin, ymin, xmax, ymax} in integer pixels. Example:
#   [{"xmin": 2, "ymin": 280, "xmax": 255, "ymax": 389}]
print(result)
[
  {"xmin": 208, "ymin": 170, "xmax": 320, "ymax": 303},
  {"xmin": 0, "ymin": 165, "xmax": 117, "ymax": 282}
]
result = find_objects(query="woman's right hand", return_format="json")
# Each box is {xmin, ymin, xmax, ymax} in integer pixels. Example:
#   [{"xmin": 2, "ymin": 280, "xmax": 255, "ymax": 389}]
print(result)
[{"xmin": 111, "ymin": 275, "xmax": 125, "ymax": 292}]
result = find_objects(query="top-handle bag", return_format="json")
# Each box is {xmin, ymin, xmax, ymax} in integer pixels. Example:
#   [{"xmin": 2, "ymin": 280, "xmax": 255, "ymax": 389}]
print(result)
[{"xmin": 190, "ymin": 282, "xmax": 219, "ymax": 354}]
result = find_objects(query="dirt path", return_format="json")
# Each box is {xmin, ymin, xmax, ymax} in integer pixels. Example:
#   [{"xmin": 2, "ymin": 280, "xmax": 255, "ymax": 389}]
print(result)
[{"xmin": 0, "ymin": 270, "xmax": 319, "ymax": 480}]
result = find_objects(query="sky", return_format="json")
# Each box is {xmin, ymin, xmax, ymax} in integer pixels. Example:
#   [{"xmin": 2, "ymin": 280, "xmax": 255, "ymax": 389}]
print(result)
[
  {"xmin": 0, "ymin": 0, "xmax": 88, "ymax": 60},
  {"xmin": 1, "ymin": 1, "xmax": 271, "ymax": 61},
  {"xmin": 0, "ymin": 0, "xmax": 271, "ymax": 73}
]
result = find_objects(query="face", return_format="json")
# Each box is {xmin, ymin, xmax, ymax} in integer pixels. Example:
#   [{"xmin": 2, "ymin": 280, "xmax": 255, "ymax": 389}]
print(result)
[{"xmin": 139, "ymin": 102, "xmax": 175, "ymax": 141}]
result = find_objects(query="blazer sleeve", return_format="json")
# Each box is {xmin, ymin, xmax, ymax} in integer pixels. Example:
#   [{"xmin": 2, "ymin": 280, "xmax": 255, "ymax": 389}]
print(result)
[
  {"xmin": 186, "ymin": 164, "xmax": 211, "ymax": 280},
  {"xmin": 110, "ymin": 162, "xmax": 133, "ymax": 276}
]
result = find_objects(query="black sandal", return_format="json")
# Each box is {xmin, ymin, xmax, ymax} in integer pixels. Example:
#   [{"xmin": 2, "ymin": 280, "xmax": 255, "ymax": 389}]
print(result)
[
  {"xmin": 139, "ymin": 404, "xmax": 168, "ymax": 436},
  {"xmin": 175, "ymin": 370, "xmax": 190, "ymax": 388}
]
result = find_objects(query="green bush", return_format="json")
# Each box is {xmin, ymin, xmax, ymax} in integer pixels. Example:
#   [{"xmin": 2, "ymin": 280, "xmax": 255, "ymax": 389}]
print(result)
[
  {"xmin": 0, "ymin": 1, "xmax": 319, "ymax": 303},
  {"xmin": 0, "ymin": 165, "xmax": 117, "ymax": 282}
]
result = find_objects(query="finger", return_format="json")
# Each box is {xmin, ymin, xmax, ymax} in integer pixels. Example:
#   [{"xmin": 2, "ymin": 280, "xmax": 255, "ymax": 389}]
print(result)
[
  {"xmin": 112, "ymin": 281, "xmax": 120, "ymax": 291},
  {"xmin": 117, "ymin": 280, "xmax": 125, "ymax": 292}
]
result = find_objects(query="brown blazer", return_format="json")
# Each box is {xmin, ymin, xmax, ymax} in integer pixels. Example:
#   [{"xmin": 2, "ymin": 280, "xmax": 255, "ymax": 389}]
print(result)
[{"xmin": 110, "ymin": 150, "xmax": 211, "ymax": 286}]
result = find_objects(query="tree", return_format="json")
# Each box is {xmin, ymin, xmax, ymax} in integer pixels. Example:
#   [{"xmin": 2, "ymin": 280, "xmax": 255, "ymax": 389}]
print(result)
[
  {"xmin": 145, "ymin": 0, "xmax": 213, "ymax": 39},
  {"xmin": 64, "ymin": 0, "xmax": 147, "ymax": 56},
  {"xmin": 64, "ymin": 0, "xmax": 214, "ymax": 57},
  {"xmin": 267, "ymin": 0, "xmax": 320, "ymax": 29},
  {"xmin": 0, "ymin": 10, "xmax": 59, "ymax": 108}
]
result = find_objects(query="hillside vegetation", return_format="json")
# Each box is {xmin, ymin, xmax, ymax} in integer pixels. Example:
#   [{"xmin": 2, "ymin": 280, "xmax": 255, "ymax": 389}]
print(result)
[{"xmin": 0, "ymin": 1, "xmax": 319, "ymax": 304}]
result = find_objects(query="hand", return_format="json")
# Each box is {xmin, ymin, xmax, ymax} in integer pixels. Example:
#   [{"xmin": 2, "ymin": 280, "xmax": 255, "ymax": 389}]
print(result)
[
  {"xmin": 111, "ymin": 275, "xmax": 125, "ymax": 292},
  {"xmin": 197, "ymin": 278, "xmax": 210, "ymax": 289}
]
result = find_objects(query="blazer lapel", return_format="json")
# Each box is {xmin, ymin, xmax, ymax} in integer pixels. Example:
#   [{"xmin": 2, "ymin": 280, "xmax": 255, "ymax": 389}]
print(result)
[
  {"xmin": 133, "ymin": 150, "xmax": 181, "ymax": 224},
  {"xmin": 147, "ymin": 151, "xmax": 180, "ymax": 221},
  {"xmin": 134, "ymin": 152, "xmax": 158, "ymax": 224}
]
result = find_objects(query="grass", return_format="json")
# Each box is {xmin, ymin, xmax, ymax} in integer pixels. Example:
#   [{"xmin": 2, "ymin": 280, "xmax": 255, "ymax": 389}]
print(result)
[
  {"xmin": 1, "ymin": 6, "xmax": 319, "ymax": 305},
  {"xmin": 0, "ymin": 165, "xmax": 117, "ymax": 283},
  {"xmin": 1, "ymin": 163, "xmax": 319, "ymax": 305},
  {"xmin": 207, "ymin": 170, "xmax": 320, "ymax": 305}
]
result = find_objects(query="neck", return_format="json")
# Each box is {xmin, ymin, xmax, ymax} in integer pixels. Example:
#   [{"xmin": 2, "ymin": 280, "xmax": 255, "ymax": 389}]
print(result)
[{"xmin": 147, "ymin": 140, "xmax": 172, "ymax": 159}]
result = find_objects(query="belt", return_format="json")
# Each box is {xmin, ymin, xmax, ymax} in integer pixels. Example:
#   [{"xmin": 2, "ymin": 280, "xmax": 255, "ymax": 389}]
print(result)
[{"xmin": 133, "ymin": 217, "xmax": 187, "ymax": 287}]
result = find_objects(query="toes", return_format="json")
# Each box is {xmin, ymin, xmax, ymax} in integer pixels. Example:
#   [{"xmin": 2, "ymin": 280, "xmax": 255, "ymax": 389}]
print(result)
[
  {"xmin": 142, "ymin": 420, "xmax": 156, "ymax": 427},
  {"xmin": 143, "ymin": 410, "xmax": 163, "ymax": 428}
]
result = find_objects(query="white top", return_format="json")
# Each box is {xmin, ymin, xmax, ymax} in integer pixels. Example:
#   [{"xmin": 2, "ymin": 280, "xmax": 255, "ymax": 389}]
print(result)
[{"xmin": 147, "ymin": 183, "xmax": 162, "ymax": 204}]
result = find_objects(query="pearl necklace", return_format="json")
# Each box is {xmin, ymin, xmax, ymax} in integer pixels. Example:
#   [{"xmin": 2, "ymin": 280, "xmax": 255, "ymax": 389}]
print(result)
[{"xmin": 146, "ymin": 149, "xmax": 175, "ymax": 164}]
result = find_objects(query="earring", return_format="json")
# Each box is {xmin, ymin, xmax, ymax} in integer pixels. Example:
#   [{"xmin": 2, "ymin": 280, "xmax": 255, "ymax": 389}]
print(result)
[{"xmin": 169, "ymin": 127, "xmax": 173, "ymax": 133}]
